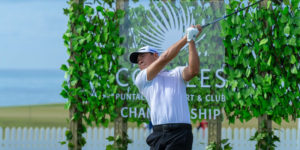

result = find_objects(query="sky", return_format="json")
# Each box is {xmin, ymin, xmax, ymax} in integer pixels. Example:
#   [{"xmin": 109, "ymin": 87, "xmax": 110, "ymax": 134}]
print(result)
[
  {"xmin": 0, "ymin": 0, "xmax": 226, "ymax": 70},
  {"xmin": 0, "ymin": 0, "xmax": 151, "ymax": 70},
  {"xmin": 0, "ymin": 0, "xmax": 69, "ymax": 70}
]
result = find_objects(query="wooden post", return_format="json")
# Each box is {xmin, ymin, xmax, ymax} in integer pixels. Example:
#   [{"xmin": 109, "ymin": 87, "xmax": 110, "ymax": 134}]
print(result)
[
  {"xmin": 68, "ymin": 0, "xmax": 84, "ymax": 149},
  {"xmin": 207, "ymin": 0, "xmax": 223, "ymax": 148},
  {"xmin": 258, "ymin": 114, "xmax": 272, "ymax": 150},
  {"xmin": 258, "ymin": 1, "xmax": 272, "ymax": 150},
  {"xmin": 208, "ymin": 114, "xmax": 222, "ymax": 147},
  {"xmin": 114, "ymin": 0, "xmax": 129, "ymax": 149}
]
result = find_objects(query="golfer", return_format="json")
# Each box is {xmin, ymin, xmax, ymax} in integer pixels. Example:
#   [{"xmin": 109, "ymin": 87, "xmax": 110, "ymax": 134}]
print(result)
[{"xmin": 130, "ymin": 25, "xmax": 202, "ymax": 150}]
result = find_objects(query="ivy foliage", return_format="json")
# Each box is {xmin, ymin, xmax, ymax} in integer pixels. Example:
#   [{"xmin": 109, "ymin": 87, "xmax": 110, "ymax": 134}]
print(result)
[
  {"xmin": 221, "ymin": 0, "xmax": 300, "ymax": 124},
  {"xmin": 105, "ymin": 132, "xmax": 133, "ymax": 150},
  {"xmin": 250, "ymin": 127, "xmax": 280, "ymax": 150},
  {"xmin": 61, "ymin": 0, "xmax": 125, "ymax": 147},
  {"xmin": 206, "ymin": 138, "xmax": 233, "ymax": 150}
]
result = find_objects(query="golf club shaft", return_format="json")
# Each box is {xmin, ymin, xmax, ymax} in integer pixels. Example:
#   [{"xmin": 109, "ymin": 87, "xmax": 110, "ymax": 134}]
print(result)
[{"xmin": 202, "ymin": 0, "xmax": 263, "ymax": 28}]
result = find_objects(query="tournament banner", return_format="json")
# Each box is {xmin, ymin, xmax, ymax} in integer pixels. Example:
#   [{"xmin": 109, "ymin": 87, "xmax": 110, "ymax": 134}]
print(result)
[{"xmin": 111, "ymin": 1, "xmax": 225, "ymax": 122}]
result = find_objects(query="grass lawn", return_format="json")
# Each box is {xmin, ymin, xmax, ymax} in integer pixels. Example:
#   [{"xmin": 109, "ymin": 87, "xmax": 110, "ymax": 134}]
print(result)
[
  {"xmin": 0, "ymin": 103, "xmax": 297, "ymax": 129},
  {"xmin": 0, "ymin": 104, "xmax": 68, "ymax": 128}
]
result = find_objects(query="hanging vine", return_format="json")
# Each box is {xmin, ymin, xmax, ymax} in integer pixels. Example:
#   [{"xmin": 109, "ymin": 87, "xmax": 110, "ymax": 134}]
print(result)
[
  {"xmin": 61, "ymin": 0, "xmax": 125, "ymax": 148},
  {"xmin": 221, "ymin": 0, "xmax": 300, "ymax": 149}
]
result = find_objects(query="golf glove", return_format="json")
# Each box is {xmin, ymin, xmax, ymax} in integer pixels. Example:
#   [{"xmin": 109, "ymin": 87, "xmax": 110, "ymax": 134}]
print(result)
[{"xmin": 186, "ymin": 27, "xmax": 199, "ymax": 42}]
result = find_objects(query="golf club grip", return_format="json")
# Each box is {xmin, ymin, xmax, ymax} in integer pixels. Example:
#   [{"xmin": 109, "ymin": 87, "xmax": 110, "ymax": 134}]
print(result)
[{"xmin": 202, "ymin": 23, "xmax": 210, "ymax": 28}]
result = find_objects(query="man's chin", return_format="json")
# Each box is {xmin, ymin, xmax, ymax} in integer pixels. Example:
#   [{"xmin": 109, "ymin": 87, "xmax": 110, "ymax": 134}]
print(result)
[{"xmin": 139, "ymin": 66, "xmax": 147, "ymax": 70}]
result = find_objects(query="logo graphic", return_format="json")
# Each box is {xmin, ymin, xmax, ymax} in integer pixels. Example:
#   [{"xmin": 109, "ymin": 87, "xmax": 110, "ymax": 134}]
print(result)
[{"xmin": 135, "ymin": 2, "xmax": 206, "ymax": 54}]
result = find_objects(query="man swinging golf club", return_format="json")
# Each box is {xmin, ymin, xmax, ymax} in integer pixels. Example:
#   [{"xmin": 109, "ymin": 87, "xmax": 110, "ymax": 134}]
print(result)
[{"xmin": 130, "ymin": 25, "xmax": 202, "ymax": 150}]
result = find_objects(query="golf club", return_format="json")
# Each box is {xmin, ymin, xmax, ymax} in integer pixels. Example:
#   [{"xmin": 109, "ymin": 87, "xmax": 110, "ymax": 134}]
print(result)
[{"xmin": 202, "ymin": 0, "xmax": 283, "ymax": 28}]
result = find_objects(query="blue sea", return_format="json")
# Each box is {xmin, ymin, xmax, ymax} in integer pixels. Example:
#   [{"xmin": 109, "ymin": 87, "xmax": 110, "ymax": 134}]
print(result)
[{"xmin": 0, "ymin": 69, "xmax": 66, "ymax": 107}]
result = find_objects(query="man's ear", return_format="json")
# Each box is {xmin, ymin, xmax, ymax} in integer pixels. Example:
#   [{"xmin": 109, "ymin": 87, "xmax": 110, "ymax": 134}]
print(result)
[{"xmin": 154, "ymin": 53, "xmax": 159, "ymax": 59}]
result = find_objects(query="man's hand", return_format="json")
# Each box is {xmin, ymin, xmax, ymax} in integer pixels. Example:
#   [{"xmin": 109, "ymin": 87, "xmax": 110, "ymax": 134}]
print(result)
[
  {"xmin": 182, "ymin": 24, "xmax": 201, "ymax": 81},
  {"xmin": 195, "ymin": 24, "xmax": 202, "ymax": 38},
  {"xmin": 186, "ymin": 25, "xmax": 202, "ymax": 42}
]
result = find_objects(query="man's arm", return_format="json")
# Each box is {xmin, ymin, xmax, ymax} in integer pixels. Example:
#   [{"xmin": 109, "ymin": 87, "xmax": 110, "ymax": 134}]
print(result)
[
  {"xmin": 182, "ymin": 40, "xmax": 200, "ymax": 81},
  {"xmin": 182, "ymin": 25, "xmax": 202, "ymax": 81},
  {"xmin": 146, "ymin": 36, "xmax": 188, "ymax": 81}
]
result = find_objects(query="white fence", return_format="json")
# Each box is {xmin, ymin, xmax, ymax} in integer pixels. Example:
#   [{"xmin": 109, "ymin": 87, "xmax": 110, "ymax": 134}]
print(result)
[{"xmin": 0, "ymin": 126, "xmax": 299, "ymax": 150}]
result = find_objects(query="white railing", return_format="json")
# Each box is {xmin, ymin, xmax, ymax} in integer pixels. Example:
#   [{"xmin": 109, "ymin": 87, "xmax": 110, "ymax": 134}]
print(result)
[{"xmin": 0, "ymin": 127, "xmax": 299, "ymax": 150}]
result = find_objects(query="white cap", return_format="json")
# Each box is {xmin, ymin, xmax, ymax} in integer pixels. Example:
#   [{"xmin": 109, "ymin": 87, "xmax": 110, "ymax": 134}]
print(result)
[{"xmin": 129, "ymin": 46, "xmax": 159, "ymax": 64}]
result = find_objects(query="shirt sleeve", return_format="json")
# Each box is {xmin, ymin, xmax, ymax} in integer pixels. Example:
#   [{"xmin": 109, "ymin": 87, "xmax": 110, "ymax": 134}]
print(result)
[
  {"xmin": 134, "ymin": 69, "xmax": 148, "ymax": 92},
  {"xmin": 175, "ymin": 66, "xmax": 187, "ymax": 84}
]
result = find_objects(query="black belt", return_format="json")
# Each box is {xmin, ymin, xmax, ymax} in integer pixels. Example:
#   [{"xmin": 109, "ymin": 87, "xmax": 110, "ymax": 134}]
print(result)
[{"xmin": 153, "ymin": 123, "xmax": 191, "ymax": 132}]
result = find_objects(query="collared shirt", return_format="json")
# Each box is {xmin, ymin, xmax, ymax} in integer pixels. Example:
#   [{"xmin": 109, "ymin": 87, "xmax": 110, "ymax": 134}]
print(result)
[{"xmin": 135, "ymin": 66, "xmax": 191, "ymax": 125}]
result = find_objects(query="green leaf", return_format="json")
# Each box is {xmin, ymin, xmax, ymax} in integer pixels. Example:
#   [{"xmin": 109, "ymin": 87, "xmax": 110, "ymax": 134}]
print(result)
[
  {"xmin": 77, "ymin": 103, "xmax": 84, "ymax": 112},
  {"xmin": 62, "ymin": 81, "xmax": 68, "ymax": 89},
  {"xmin": 231, "ymin": 80, "xmax": 238, "ymax": 91},
  {"xmin": 271, "ymin": 97, "xmax": 279, "ymax": 108},
  {"xmin": 64, "ymin": 72, "xmax": 69, "ymax": 80},
  {"xmin": 259, "ymin": 38, "xmax": 268, "ymax": 46},
  {"xmin": 59, "ymin": 141, "xmax": 66, "ymax": 145},
  {"xmin": 68, "ymin": 142, "xmax": 74, "ymax": 148},
  {"xmin": 89, "ymin": 70, "xmax": 95, "ymax": 79},
  {"xmin": 116, "ymin": 47, "xmax": 124, "ymax": 55},
  {"xmin": 60, "ymin": 64, "xmax": 68, "ymax": 71},
  {"xmin": 106, "ymin": 145, "xmax": 113, "ymax": 150},
  {"xmin": 116, "ymin": 10, "xmax": 125, "ymax": 18},
  {"xmin": 64, "ymin": 32, "xmax": 72, "ymax": 38},
  {"xmin": 221, "ymin": 139, "xmax": 229, "ymax": 144},
  {"xmin": 288, "ymin": 37, "xmax": 296, "ymax": 46},
  {"xmin": 267, "ymin": 56, "xmax": 272, "ymax": 66},
  {"xmin": 65, "ymin": 101, "xmax": 71, "ymax": 109},
  {"xmin": 280, "ymin": 15, "xmax": 288, "ymax": 23},
  {"xmin": 253, "ymin": 109, "xmax": 260, "ymax": 117},
  {"xmin": 246, "ymin": 68, "xmax": 251, "ymax": 78},
  {"xmin": 290, "ymin": 55, "xmax": 297, "ymax": 64},
  {"xmin": 267, "ymin": 1, "xmax": 271, "ymax": 9},
  {"xmin": 282, "ymin": 6, "xmax": 289, "ymax": 15},
  {"xmin": 294, "ymin": 27, "xmax": 300, "ymax": 35},
  {"xmin": 65, "ymin": 130, "xmax": 73, "ymax": 140},
  {"xmin": 63, "ymin": 8, "xmax": 69, "ymax": 15},
  {"xmin": 106, "ymin": 136, "xmax": 115, "ymax": 142},
  {"xmin": 284, "ymin": 25, "xmax": 290, "ymax": 35},
  {"xmin": 84, "ymin": 5, "xmax": 94, "ymax": 16},
  {"xmin": 224, "ymin": 144, "xmax": 233, "ymax": 150},
  {"xmin": 71, "ymin": 79, "xmax": 78, "ymax": 86},
  {"xmin": 108, "ymin": 74, "xmax": 115, "ymax": 84},
  {"xmin": 79, "ymin": 39, "xmax": 85, "ymax": 45},
  {"xmin": 104, "ymin": 32, "xmax": 108, "ymax": 42},
  {"xmin": 239, "ymin": 100, "xmax": 244, "ymax": 107},
  {"xmin": 106, "ymin": 11, "xmax": 114, "ymax": 18},
  {"xmin": 78, "ymin": 137, "xmax": 86, "ymax": 146},
  {"xmin": 274, "ymin": 117, "xmax": 282, "ymax": 125},
  {"xmin": 291, "ymin": 66, "xmax": 298, "ymax": 74},
  {"xmin": 60, "ymin": 90, "xmax": 68, "ymax": 98},
  {"xmin": 96, "ymin": 6, "xmax": 104, "ymax": 12}
]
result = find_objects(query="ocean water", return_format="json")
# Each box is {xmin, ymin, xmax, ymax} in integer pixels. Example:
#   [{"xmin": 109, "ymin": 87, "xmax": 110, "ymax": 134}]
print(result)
[{"xmin": 0, "ymin": 69, "xmax": 66, "ymax": 107}]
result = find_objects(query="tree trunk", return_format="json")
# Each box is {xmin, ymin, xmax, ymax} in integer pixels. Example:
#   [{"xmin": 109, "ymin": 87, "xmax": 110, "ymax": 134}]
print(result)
[
  {"xmin": 69, "ymin": 104, "xmax": 83, "ymax": 150},
  {"xmin": 208, "ymin": 114, "xmax": 222, "ymax": 148},
  {"xmin": 257, "ymin": 1, "xmax": 273, "ymax": 149},
  {"xmin": 69, "ymin": 0, "xmax": 84, "ymax": 149},
  {"xmin": 258, "ymin": 114, "xmax": 272, "ymax": 150},
  {"xmin": 114, "ymin": 107, "xmax": 128, "ymax": 149},
  {"xmin": 114, "ymin": 0, "xmax": 129, "ymax": 149},
  {"xmin": 207, "ymin": 0, "xmax": 223, "ymax": 148}
]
